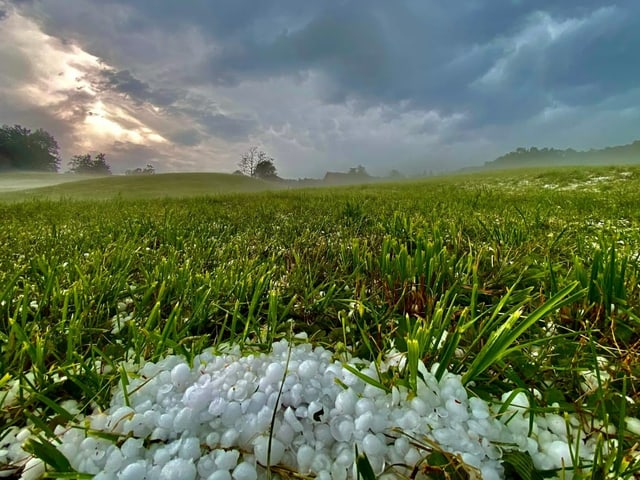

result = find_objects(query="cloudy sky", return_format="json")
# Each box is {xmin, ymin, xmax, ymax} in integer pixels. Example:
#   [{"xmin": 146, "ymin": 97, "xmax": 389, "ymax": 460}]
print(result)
[{"xmin": 0, "ymin": 1, "xmax": 638, "ymax": 177}]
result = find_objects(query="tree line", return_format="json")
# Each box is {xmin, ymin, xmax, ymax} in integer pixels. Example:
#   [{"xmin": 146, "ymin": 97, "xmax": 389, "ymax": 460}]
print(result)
[
  {"xmin": 485, "ymin": 140, "xmax": 640, "ymax": 168},
  {"xmin": 0, "ymin": 124, "xmax": 120, "ymax": 175}
]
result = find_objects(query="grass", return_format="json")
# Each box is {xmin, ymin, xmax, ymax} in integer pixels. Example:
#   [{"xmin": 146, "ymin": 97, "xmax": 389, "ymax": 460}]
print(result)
[
  {"xmin": 1, "ymin": 165, "xmax": 639, "ymax": 478},
  {"xmin": 0, "ymin": 172, "xmax": 284, "ymax": 201}
]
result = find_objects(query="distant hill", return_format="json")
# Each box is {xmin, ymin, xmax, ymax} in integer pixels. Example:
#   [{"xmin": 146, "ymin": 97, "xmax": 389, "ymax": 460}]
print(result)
[
  {"xmin": 0, "ymin": 172, "xmax": 284, "ymax": 201},
  {"xmin": 484, "ymin": 140, "xmax": 640, "ymax": 169}
]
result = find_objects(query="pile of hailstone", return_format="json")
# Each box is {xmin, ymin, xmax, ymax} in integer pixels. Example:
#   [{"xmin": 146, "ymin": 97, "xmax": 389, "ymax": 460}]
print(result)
[{"xmin": 4, "ymin": 341, "xmax": 597, "ymax": 480}]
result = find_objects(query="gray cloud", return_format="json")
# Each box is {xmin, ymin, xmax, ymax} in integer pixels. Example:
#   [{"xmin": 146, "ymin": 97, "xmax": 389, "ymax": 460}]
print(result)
[
  {"xmin": 94, "ymin": 69, "xmax": 178, "ymax": 106},
  {"xmin": 166, "ymin": 129, "xmax": 203, "ymax": 147}
]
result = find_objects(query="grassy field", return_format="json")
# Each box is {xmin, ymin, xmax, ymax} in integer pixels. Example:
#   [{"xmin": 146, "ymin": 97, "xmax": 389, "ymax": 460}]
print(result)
[
  {"xmin": 1, "ymin": 166, "xmax": 639, "ymax": 478},
  {"xmin": 0, "ymin": 172, "xmax": 284, "ymax": 201}
]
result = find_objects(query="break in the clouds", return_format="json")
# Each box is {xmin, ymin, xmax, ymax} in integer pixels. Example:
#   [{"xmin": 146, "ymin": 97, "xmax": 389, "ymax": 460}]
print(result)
[{"xmin": 1, "ymin": 0, "xmax": 638, "ymax": 176}]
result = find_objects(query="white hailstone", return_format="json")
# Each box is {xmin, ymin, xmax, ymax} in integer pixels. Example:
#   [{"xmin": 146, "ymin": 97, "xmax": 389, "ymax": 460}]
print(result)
[
  {"xmin": 220, "ymin": 428, "xmax": 240, "ymax": 448},
  {"xmin": 314, "ymin": 424, "xmax": 334, "ymax": 446},
  {"xmin": 362, "ymin": 432, "xmax": 386, "ymax": 457},
  {"xmin": 94, "ymin": 472, "xmax": 117, "ymax": 480},
  {"xmin": 284, "ymin": 406, "xmax": 304, "ymax": 432},
  {"xmin": 153, "ymin": 446, "xmax": 172, "ymax": 466},
  {"xmin": 263, "ymin": 362, "xmax": 285, "ymax": 385},
  {"xmin": 104, "ymin": 448, "xmax": 125, "ymax": 472},
  {"xmin": 275, "ymin": 421, "xmax": 295, "ymax": 444},
  {"xmin": 179, "ymin": 437, "xmax": 201, "ymax": 460},
  {"xmin": 625, "ymin": 416, "xmax": 640, "ymax": 436},
  {"xmin": 117, "ymin": 460, "xmax": 147, "ymax": 480},
  {"xmin": 469, "ymin": 397, "xmax": 490, "ymax": 419},
  {"xmin": 170, "ymin": 363, "xmax": 192, "ymax": 390},
  {"xmin": 480, "ymin": 465, "xmax": 502, "ymax": 480},
  {"xmin": 221, "ymin": 402, "xmax": 242, "ymax": 427},
  {"xmin": 232, "ymin": 461, "xmax": 258, "ymax": 480},
  {"xmin": 173, "ymin": 407, "xmax": 194, "ymax": 432},
  {"xmin": 107, "ymin": 406, "xmax": 134, "ymax": 431},
  {"xmin": 296, "ymin": 445, "xmax": 315, "ymax": 473},
  {"xmin": 16, "ymin": 428, "xmax": 30, "ymax": 442},
  {"xmin": 298, "ymin": 359, "xmax": 319, "ymax": 379},
  {"xmin": 355, "ymin": 411, "xmax": 380, "ymax": 436},
  {"xmin": 445, "ymin": 397, "xmax": 469, "ymax": 420},
  {"xmin": 310, "ymin": 452, "xmax": 332, "ymax": 472},
  {"xmin": 330, "ymin": 416, "xmax": 355, "ymax": 442},
  {"xmin": 334, "ymin": 389, "xmax": 357, "ymax": 415},
  {"xmin": 254, "ymin": 435, "xmax": 285, "ymax": 465},
  {"xmin": 215, "ymin": 449, "xmax": 240, "ymax": 470},
  {"xmin": 184, "ymin": 383, "xmax": 214, "ymax": 411},
  {"xmin": 545, "ymin": 440, "xmax": 572, "ymax": 467},
  {"xmin": 545, "ymin": 414, "xmax": 567, "ymax": 437},
  {"xmin": 20, "ymin": 457, "xmax": 45, "ymax": 480},
  {"xmin": 208, "ymin": 471, "xmax": 232, "ymax": 480},
  {"xmin": 160, "ymin": 458, "xmax": 196, "ymax": 480},
  {"xmin": 120, "ymin": 438, "xmax": 144, "ymax": 459},
  {"xmin": 354, "ymin": 397, "xmax": 375, "ymax": 416}
]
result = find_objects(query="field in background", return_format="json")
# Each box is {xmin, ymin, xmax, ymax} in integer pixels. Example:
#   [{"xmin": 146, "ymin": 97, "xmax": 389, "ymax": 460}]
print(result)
[
  {"xmin": 0, "ymin": 171, "xmax": 101, "ymax": 193},
  {"xmin": 1, "ymin": 165, "xmax": 639, "ymax": 478},
  {"xmin": 0, "ymin": 172, "xmax": 284, "ymax": 201}
]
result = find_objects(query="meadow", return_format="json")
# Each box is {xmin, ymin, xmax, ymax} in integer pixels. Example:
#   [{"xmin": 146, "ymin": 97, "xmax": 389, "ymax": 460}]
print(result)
[{"xmin": 1, "ymin": 166, "xmax": 639, "ymax": 479}]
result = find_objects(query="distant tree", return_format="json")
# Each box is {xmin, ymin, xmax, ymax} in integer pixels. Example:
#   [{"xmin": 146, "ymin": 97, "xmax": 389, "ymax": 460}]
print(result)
[
  {"xmin": 254, "ymin": 159, "xmax": 277, "ymax": 179},
  {"xmin": 0, "ymin": 124, "xmax": 60, "ymax": 172},
  {"xmin": 387, "ymin": 169, "xmax": 404, "ymax": 179},
  {"xmin": 238, "ymin": 146, "xmax": 273, "ymax": 177},
  {"xmin": 348, "ymin": 165, "xmax": 369, "ymax": 177},
  {"xmin": 125, "ymin": 163, "xmax": 155, "ymax": 175},
  {"xmin": 68, "ymin": 152, "xmax": 112, "ymax": 175}
]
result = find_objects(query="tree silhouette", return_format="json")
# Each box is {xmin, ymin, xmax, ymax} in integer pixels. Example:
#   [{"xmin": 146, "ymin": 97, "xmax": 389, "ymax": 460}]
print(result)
[
  {"xmin": 239, "ymin": 147, "xmax": 273, "ymax": 177},
  {"xmin": 0, "ymin": 124, "xmax": 60, "ymax": 171},
  {"xmin": 254, "ymin": 159, "xmax": 277, "ymax": 179},
  {"xmin": 68, "ymin": 153, "xmax": 112, "ymax": 175}
]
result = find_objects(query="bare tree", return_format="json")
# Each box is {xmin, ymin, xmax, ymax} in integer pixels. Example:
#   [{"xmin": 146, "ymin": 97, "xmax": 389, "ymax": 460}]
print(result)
[{"xmin": 239, "ymin": 146, "xmax": 273, "ymax": 177}]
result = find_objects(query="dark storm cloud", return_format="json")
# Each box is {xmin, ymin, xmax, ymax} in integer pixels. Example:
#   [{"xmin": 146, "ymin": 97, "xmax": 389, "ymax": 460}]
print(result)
[
  {"xmin": 5, "ymin": 0, "xmax": 640, "ymax": 175},
  {"xmin": 191, "ymin": 1, "xmax": 640, "ymax": 126},
  {"xmin": 95, "ymin": 69, "xmax": 178, "ymax": 106},
  {"xmin": 188, "ymin": 110, "xmax": 256, "ymax": 142},
  {"xmin": 88, "ymin": 67, "xmax": 257, "ymax": 142},
  {"xmin": 17, "ymin": 0, "xmax": 640, "ymax": 125}
]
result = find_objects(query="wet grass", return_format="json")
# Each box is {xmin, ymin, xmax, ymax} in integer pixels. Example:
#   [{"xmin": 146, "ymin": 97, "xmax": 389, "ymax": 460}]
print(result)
[{"xmin": 1, "ymin": 165, "xmax": 639, "ymax": 478}]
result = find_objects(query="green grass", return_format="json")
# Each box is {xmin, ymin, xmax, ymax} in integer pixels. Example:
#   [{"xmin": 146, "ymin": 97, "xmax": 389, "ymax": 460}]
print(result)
[
  {"xmin": 1, "ymin": 165, "xmax": 639, "ymax": 478},
  {"xmin": 0, "ymin": 172, "xmax": 284, "ymax": 201}
]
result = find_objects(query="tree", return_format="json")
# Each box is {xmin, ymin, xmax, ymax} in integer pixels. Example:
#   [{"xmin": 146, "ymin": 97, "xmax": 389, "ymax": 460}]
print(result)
[
  {"xmin": 0, "ymin": 124, "xmax": 60, "ymax": 172},
  {"xmin": 348, "ymin": 165, "xmax": 369, "ymax": 177},
  {"xmin": 254, "ymin": 159, "xmax": 277, "ymax": 179},
  {"xmin": 125, "ymin": 163, "xmax": 155, "ymax": 175},
  {"xmin": 238, "ymin": 146, "xmax": 273, "ymax": 177},
  {"xmin": 68, "ymin": 152, "xmax": 112, "ymax": 175},
  {"xmin": 387, "ymin": 169, "xmax": 404, "ymax": 179}
]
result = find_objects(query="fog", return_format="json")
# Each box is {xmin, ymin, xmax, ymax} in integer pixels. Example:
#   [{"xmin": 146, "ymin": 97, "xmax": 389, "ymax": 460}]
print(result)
[{"xmin": 0, "ymin": 172, "xmax": 84, "ymax": 192}]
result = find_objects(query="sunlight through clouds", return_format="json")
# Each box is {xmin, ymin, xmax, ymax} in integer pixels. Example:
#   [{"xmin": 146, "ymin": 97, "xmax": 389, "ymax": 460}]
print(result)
[{"xmin": 0, "ymin": 2, "xmax": 170, "ymax": 170}]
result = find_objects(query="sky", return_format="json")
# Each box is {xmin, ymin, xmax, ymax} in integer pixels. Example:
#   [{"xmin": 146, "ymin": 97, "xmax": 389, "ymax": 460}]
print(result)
[{"xmin": 0, "ymin": 1, "xmax": 638, "ymax": 177}]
